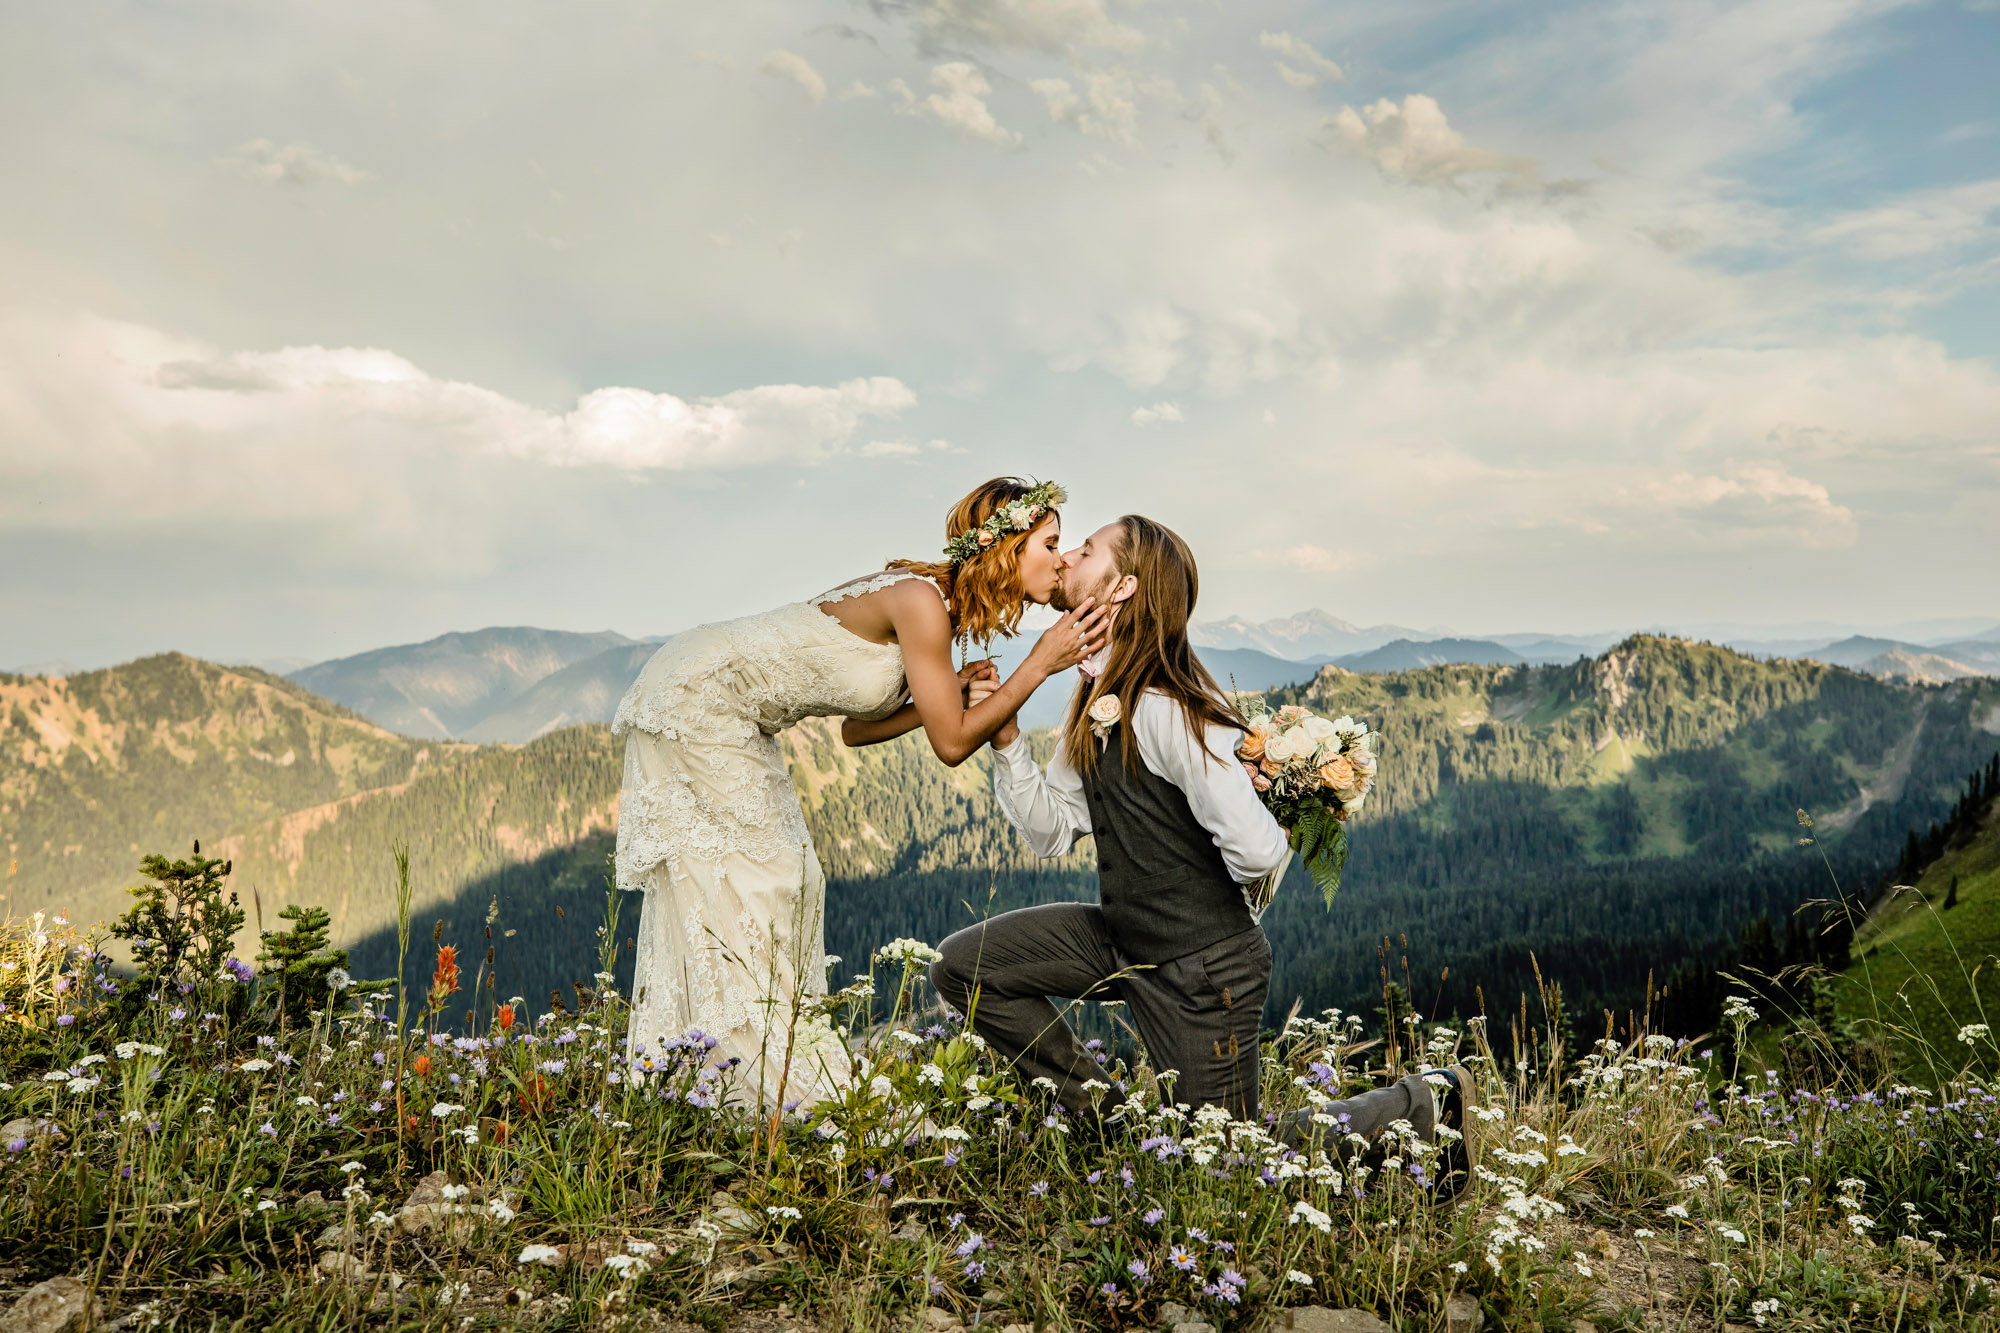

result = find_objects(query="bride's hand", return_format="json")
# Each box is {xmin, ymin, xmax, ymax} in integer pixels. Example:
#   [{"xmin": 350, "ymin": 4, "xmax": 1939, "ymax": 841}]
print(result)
[{"xmin": 1024, "ymin": 598, "xmax": 1111, "ymax": 677}]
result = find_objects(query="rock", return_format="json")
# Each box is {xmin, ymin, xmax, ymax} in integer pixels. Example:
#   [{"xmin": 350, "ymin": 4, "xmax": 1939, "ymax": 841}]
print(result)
[
  {"xmin": 708, "ymin": 1190, "xmax": 760, "ymax": 1236},
  {"xmin": 889, "ymin": 1217, "xmax": 927, "ymax": 1245},
  {"xmin": 1573, "ymin": 1322, "xmax": 1599, "ymax": 1333},
  {"xmin": 921, "ymin": 1309, "xmax": 963, "ymax": 1332},
  {"xmin": 998, "ymin": 1324, "xmax": 1034, "ymax": 1333},
  {"xmin": 295, "ymin": 1191, "xmax": 336, "ymax": 1215},
  {"xmin": 1444, "ymin": 1293, "xmax": 1483, "ymax": 1333},
  {"xmin": 1159, "ymin": 1304, "xmax": 1195, "ymax": 1328},
  {"xmin": 0, "ymin": 1278, "xmax": 101, "ymax": 1333},
  {"xmin": 1286, "ymin": 1310, "xmax": 1392, "ymax": 1333},
  {"xmin": 1173, "ymin": 1322, "xmax": 1218, "ymax": 1333},
  {"xmin": 0, "ymin": 1118, "xmax": 65, "ymax": 1149}
]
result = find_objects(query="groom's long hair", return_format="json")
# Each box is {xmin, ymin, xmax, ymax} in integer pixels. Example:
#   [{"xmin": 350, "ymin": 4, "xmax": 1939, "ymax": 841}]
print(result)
[
  {"xmin": 1061, "ymin": 515, "xmax": 1240, "ymax": 773},
  {"xmin": 885, "ymin": 476, "xmax": 1054, "ymax": 650}
]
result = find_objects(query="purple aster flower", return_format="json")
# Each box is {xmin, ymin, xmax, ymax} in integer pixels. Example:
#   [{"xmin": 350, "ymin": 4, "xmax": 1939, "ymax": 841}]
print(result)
[
  {"xmin": 964, "ymin": 1261, "xmax": 985, "ymax": 1279},
  {"xmin": 1099, "ymin": 1283, "xmax": 1119, "ymax": 1301},
  {"xmin": 1089, "ymin": 1215, "xmax": 1110, "ymax": 1227},
  {"xmin": 1127, "ymin": 1259, "xmax": 1149, "ymax": 1285},
  {"xmin": 1143, "ymin": 1206, "xmax": 1165, "ymax": 1225},
  {"xmin": 5, "ymin": 1138, "xmax": 27, "ymax": 1153},
  {"xmin": 954, "ymin": 1233, "xmax": 988, "ymax": 1258},
  {"xmin": 259, "ymin": 1122, "xmax": 277, "ymax": 1137},
  {"xmin": 1086, "ymin": 1170, "xmax": 1103, "ymax": 1184},
  {"xmin": 1169, "ymin": 1245, "xmax": 1195, "ymax": 1271},
  {"xmin": 56, "ymin": 1014, "xmax": 75, "ymax": 1027},
  {"xmin": 1029, "ymin": 1181, "xmax": 1049, "ymax": 1197}
]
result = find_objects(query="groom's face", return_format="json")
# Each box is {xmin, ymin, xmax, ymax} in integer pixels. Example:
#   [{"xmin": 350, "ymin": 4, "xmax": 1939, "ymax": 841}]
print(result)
[{"xmin": 1054, "ymin": 522, "xmax": 1134, "ymax": 613}]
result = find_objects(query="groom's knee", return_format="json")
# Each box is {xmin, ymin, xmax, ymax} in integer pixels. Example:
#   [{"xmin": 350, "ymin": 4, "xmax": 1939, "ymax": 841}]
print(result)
[{"xmin": 929, "ymin": 932, "xmax": 975, "ymax": 1008}]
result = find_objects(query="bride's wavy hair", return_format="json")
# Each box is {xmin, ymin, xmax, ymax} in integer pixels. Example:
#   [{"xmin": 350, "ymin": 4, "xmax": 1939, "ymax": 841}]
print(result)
[
  {"xmin": 886, "ymin": 477, "xmax": 1057, "ymax": 649},
  {"xmin": 1061, "ymin": 515, "xmax": 1239, "ymax": 772}
]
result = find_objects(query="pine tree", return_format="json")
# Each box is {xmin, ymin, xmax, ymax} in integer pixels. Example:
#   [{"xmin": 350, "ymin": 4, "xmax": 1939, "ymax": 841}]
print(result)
[
  {"xmin": 256, "ymin": 904, "xmax": 388, "ymax": 1028},
  {"xmin": 1946, "ymin": 875, "xmax": 1960, "ymax": 911}
]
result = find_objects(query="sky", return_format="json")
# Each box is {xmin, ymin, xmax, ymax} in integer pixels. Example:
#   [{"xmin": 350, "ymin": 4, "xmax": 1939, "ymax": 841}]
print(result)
[{"xmin": 2, "ymin": 0, "xmax": 1997, "ymax": 670}]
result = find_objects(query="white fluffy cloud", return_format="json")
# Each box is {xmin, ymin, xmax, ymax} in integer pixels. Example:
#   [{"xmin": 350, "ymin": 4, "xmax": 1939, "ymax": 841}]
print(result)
[
  {"xmin": 759, "ymin": 49, "xmax": 827, "ymax": 104},
  {"xmin": 218, "ymin": 139, "xmax": 368, "ymax": 187},
  {"xmin": 1130, "ymin": 400, "xmax": 1182, "ymax": 424},
  {"xmin": 1330, "ymin": 95, "xmax": 1537, "ymax": 186},
  {"xmin": 906, "ymin": 62, "xmax": 1021, "ymax": 147},
  {"xmin": 1031, "ymin": 68, "xmax": 1139, "ymax": 145},
  {"xmin": 0, "ymin": 312, "xmax": 916, "ymax": 547}
]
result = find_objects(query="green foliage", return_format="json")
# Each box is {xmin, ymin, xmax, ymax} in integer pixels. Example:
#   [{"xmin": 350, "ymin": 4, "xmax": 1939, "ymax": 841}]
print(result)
[
  {"xmin": 255, "ymin": 903, "xmax": 388, "ymax": 1030},
  {"xmin": 106, "ymin": 841, "xmax": 247, "ymax": 1024},
  {"xmin": 1288, "ymin": 804, "xmax": 1349, "ymax": 908}
]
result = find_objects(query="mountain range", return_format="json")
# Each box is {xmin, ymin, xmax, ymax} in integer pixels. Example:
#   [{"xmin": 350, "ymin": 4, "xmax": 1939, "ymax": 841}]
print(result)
[{"xmin": 8, "ymin": 636, "xmax": 2000, "ymax": 1030}]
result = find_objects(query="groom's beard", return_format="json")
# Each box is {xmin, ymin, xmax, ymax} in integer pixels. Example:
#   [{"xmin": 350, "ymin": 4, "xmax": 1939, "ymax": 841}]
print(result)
[{"xmin": 1052, "ymin": 569, "xmax": 1115, "ymax": 613}]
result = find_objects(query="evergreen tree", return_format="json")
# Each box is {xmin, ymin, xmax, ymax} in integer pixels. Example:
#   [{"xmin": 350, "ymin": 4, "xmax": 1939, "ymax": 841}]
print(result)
[{"xmin": 1946, "ymin": 875, "xmax": 1960, "ymax": 911}]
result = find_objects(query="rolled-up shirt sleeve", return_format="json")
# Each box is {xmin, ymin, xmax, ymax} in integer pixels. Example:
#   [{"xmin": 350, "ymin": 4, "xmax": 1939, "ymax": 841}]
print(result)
[
  {"xmin": 991, "ymin": 734, "xmax": 1092, "ymax": 857},
  {"xmin": 1132, "ymin": 693, "xmax": 1293, "ymax": 884}
]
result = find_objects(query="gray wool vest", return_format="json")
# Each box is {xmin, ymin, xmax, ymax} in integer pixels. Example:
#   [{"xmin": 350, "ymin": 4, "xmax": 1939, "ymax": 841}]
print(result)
[{"xmin": 1078, "ymin": 726, "xmax": 1255, "ymax": 964}]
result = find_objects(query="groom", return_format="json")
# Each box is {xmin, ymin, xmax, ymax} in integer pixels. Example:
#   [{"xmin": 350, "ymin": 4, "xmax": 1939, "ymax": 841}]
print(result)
[{"xmin": 931, "ymin": 514, "xmax": 1473, "ymax": 1173}]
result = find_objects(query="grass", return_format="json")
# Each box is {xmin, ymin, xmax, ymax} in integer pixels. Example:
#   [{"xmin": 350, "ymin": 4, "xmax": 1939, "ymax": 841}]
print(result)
[
  {"xmin": 1837, "ymin": 799, "xmax": 2000, "ymax": 1067},
  {"xmin": 10, "ymin": 879, "xmax": 2000, "ymax": 1333}
]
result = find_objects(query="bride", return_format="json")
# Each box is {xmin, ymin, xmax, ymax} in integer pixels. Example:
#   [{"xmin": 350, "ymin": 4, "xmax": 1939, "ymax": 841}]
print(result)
[{"xmin": 612, "ymin": 477, "xmax": 1107, "ymax": 1108}]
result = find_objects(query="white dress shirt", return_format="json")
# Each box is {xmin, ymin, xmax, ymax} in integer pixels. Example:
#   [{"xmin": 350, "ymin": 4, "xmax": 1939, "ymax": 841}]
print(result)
[{"xmin": 991, "ymin": 689, "xmax": 1293, "ymax": 892}]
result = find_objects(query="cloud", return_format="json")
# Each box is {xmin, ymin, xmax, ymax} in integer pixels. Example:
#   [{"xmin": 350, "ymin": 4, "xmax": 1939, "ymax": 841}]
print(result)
[
  {"xmin": 1809, "ymin": 181, "xmax": 2000, "ymax": 260},
  {"xmin": 893, "ymin": 0, "xmax": 1143, "ymax": 55},
  {"xmin": 1643, "ymin": 462, "xmax": 1856, "ymax": 547},
  {"xmin": 1031, "ymin": 68, "xmax": 1139, "ymax": 145},
  {"xmin": 909, "ymin": 63, "xmax": 1021, "ymax": 147},
  {"xmin": 0, "ymin": 312, "xmax": 918, "ymax": 554},
  {"xmin": 1130, "ymin": 400, "xmax": 1182, "ymax": 424},
  {"xmin": 1258, "ymin": 31, "xmax": 1343, "ymax": 88},
  {"xmin": 217, "ymin": 139, "xmax": 369, "ymax": 187},
  {"xmin": 759, "ymin": 49, "xmax": 827, "ymax": 104},
  {"xmin": 1329, "ymin": 95, "xmax": 1537, "ymax": 186}
]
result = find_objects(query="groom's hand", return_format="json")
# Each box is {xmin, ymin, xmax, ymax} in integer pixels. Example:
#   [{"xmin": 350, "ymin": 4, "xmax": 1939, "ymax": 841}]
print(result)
[
  {"xmin": 957, "ymin": 659, "xmax": 997, "ymax": 708},
  {"xmin": 967, "ymin": 677, "xmax": 1020, "ymax": 748}
]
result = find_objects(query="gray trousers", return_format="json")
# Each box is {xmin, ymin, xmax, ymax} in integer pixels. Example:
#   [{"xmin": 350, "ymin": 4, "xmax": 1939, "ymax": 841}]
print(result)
[
  {"xmin": 931, "ymin": 903, "xmax": 1270, "ymax": 1120},
  {"xmin": 930, "ymin": 902, "xmax": 1443, "ymax": 1149}
]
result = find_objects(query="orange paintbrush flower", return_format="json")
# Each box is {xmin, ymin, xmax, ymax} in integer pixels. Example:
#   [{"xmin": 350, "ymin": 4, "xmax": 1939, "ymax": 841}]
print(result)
[
  {"xmin": 428, "ymin": 944, "xmax": 460, "ymax": 1006},
  {"xmin": 495, "ymin": 1003, "xmax": 515, "ymax": 1031}
]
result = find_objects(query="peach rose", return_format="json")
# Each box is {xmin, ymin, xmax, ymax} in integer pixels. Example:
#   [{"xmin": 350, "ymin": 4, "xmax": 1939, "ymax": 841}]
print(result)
[
  {"xmin": 1319, "ymin": 755, "xmax": 1358, "ymax": 793},
  {"xmin": 1237, "ymin": 727, "xmax": 1268, "ymax": 762},
  {"xmin": 977, "ymin": 529, "xmax": 996, "ymax": 547}
]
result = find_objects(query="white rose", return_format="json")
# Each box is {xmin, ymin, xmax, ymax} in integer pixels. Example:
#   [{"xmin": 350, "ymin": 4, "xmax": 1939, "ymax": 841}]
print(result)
[
  {"xmin": 1007, "ymin": 502, "xmax": 1034, "ymax": 530},
  {"xmin": 1334, "ymin": 717, "xmax": 1368, "ymax": 742},
  {"xmin": 1265, "ymin": 729, "xmax": 1307, "ymax": 763},
  {"xmin": 1087, "ymin": 694, "xmax": 1122, "ymax": 726},
  {"xmin": 1301, "ymin": 716, "xmax": 1340, "ymax": 743},
  {"xmin": 1348, "ymin": 748, "xmax": 1378, "ymax": 778}
]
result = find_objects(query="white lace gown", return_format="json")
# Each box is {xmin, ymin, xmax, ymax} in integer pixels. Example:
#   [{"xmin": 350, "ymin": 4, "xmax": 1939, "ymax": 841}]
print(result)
[{"xmin": 612, "ymin": 572, "xmax": 929, "ymax": 1109}]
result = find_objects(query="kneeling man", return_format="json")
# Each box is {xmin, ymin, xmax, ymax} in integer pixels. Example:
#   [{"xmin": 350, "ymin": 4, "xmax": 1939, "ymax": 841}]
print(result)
[{"xmin": 930, "ymin": 514, "xmax": 1472, "ymax": 1179}]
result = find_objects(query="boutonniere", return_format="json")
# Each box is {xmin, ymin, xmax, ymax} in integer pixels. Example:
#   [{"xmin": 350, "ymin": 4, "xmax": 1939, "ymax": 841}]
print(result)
[{"xmin": 1087, "ymin": 693, "xmax": 1122, "ymax": 740}]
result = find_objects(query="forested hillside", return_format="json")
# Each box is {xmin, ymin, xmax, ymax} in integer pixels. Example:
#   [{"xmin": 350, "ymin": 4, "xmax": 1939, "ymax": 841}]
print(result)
[
  {"xmin": 8, "ymin": 638, "xmax": 1997, "ymax": 1034},
  {"xmin": 1255, "ymin": 637, "xmax": 2000, "ymax": 1023}
]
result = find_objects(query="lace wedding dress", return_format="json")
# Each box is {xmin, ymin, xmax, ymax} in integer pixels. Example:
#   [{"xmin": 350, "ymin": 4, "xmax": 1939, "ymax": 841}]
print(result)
[{"xmin": 612, "ymin": 571, "xmax": 932, "ymax": 1109}]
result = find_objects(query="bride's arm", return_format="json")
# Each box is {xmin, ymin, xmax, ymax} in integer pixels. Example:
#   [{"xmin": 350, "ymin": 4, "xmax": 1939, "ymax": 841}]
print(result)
[
  {"xmin": 892, "ymin": 582, "xmax": 1109, "ymax": 766},
  {"xmin": 840, "ymin": 662, "xmax": 996, "ymax": 748}
]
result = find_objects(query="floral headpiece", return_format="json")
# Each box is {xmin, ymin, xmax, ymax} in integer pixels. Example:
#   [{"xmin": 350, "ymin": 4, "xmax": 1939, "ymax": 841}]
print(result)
[{"xmin": 941, "ymin": 480, "xmax": 1068, "ymax": 566}]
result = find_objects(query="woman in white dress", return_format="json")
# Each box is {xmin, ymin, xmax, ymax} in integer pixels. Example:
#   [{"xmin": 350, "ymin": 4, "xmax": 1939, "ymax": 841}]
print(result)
[{"xmin": 613, "ymin": 478, "xmax": 1109, "ymax": 1109}]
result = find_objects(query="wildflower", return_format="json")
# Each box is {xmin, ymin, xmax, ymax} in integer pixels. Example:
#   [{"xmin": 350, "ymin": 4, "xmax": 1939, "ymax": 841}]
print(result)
[
  {"xmin": 625, "ymin": 1240, "xmax": 659, "ymax": 1256},
  {"xmin": 1665, "ymin": 1205, "xmax": 1690, "ymax": 1220},
  {"xmin": 1127, "ymin": 1258, "xmax": 1150, "ymax": 1285},
  {"xmin": 496, "ymin": 1004, "xmax": 515, "ymax": 1031},
  {"xmin": 1290, "ymin": 1200, "xmax": 1333, "ymax": 1233},
  {"xmin": 1169, "ymin": 1246, "xmax": 1195, "ymax": 1271},
  {"xmin": 441, "ymin": 1183, "xmax": 470, "ymax": 1200},
  {"xmin": 327, "ymin": 968, "xmax": 352, "ymax": 992},
  {"xmin": 602, "ymin": 1254, "xmax": 649, "ymax": 1279},
  {"xmin": 918, "ymin": 1063, "xmax": 945, "ymax": 1087},
  {"xmin": 1029, "ymin": 1180, "xmax": 1048, "ymax": 1197},
  {"xmin": 239, "ymin": 1058, "xmax": 272, "ymax": 1073},
  {"xmin": 1285, "ymin": 1270, "xmax": 1314, "ymax": 1286},
  {"xmin": 519, "ymin": 1243, "xmax": 561, "ymax": 1265},
  {"xmin": 1718, "ymin": 1226, "xmax": 1747, "ymax": 1244},
  {"xmin": 259, "ymin": 1122, "xmax": 277, "ymax": 1137},
  {"xmin": 1721, "ymin": 995, "xmax": 1758, "ymax": 1025},
  {"xmin": 1960, "ymin": 1024, "xmax": 1991, "ymax": 1046},
  {"xmin": 954, "ymin": 1233, "xmax": 988, "ymax": 1258},
  {"xmin": 256, "ymin": 1200, "xmax": 277, "ymax": 1212},
  {"xmin": 875, "ymin": 938, "xmax": 943, "ymax": 967},
  {"xmin": 1142, "ymin": 1206, "xmax": 1165, "ymax": 1225},
  {"xmin": 767, "ymin": 1206, "xmax": 803, "ymax": 1220}
]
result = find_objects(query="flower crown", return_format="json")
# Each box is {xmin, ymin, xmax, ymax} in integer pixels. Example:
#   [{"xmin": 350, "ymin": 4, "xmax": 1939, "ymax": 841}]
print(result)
[{"xmin": 941, "ymin": 480, "xmax": 1068, "ymax": 566}]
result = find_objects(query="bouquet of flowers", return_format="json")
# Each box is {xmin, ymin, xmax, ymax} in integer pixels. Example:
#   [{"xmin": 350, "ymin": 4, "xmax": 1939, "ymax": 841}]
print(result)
[{"xmin": 1235, "ymin": 700, "xmax": 1378, "ymax": 908}]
